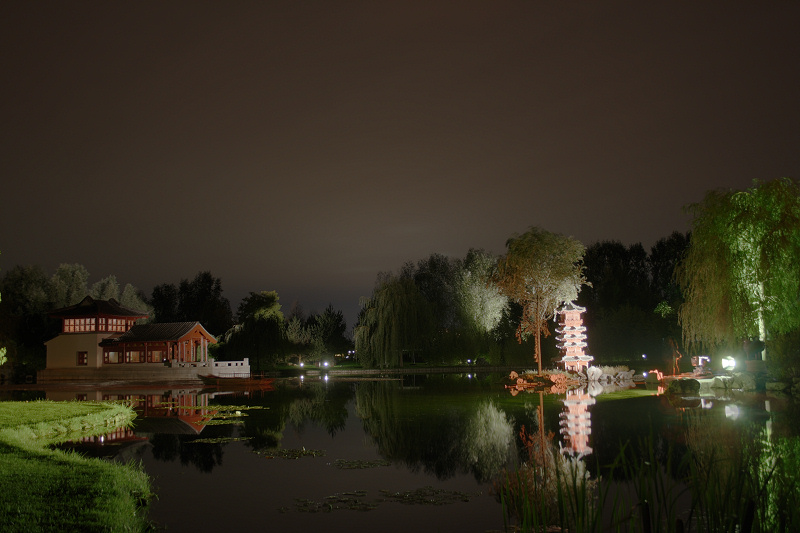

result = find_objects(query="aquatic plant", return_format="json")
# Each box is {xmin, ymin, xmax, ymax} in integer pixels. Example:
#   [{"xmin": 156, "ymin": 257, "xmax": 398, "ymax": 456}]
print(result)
[{"xmin": 498, "ymin": 412, "xmax": 800, "ymax": 532}]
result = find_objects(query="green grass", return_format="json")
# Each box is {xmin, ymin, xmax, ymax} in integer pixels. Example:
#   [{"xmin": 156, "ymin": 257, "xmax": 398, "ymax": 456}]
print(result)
[{"xmin": 0, "ymin": 400, "xmax": 152, "ymax": 533}]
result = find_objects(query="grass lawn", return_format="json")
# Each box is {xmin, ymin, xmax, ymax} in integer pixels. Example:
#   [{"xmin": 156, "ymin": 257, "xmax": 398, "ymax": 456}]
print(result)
[{"xmin": 0, "ymin": 400, "xmax": 152, "ymax": 533}]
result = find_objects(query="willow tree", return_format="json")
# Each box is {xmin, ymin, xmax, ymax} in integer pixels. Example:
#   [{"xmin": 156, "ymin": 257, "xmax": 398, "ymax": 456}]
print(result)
[
  {"xmin": 354, "ymin": 272, "xmax": 433, "ymax": 368},
  {"xmin": 492, "ymin": 227, "xmax": 586, "ymax": 374},
  {"xmin": 217, "ymin": 290, "xmax": 285, "ymax": 371},
  {"xmin": 676, "ymin": 178, "xmax": 800, "ymax": 358}
]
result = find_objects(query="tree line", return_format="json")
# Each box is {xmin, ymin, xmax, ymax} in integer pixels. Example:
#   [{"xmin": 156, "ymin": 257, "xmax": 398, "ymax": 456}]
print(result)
[
  {"xmin": 353, "ymin": 230, "xmax": 691, "ymax": 370},
  {"xmin": 2, "ymin": 178, "xmax": 797, "ymax": 379},
  {"xmin": 353, "ymin": 177, "xmax": 800, "ymax": 376},
  {"xmin": 0, "ymin": 267, "xmax": 350, "ymax": 381}
]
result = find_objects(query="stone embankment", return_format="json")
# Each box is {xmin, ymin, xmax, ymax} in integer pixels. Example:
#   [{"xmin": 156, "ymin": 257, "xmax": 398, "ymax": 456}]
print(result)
[{"xmin": 666, "ymin": 371, "xmax": 800, "ymax": 397}]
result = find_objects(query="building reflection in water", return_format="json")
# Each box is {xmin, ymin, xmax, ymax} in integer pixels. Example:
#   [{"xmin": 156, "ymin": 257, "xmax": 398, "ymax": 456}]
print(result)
[
  {"xmin": 47, "ymin": 388, "xmax": 214, "ymax": 446},
  {"xmin": 559, "ymin": 387, "xmax": 595, "ymax": 458}
]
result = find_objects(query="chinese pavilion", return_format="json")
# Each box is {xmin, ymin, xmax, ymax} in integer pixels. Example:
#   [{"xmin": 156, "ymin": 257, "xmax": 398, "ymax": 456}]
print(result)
[
  {"xmin": 555, "ymin": 301, "xmax": 593, "ymax": 372},
  {"xmin": 41, "ymin": 296, "xmax": 223, "ymax": 381}
]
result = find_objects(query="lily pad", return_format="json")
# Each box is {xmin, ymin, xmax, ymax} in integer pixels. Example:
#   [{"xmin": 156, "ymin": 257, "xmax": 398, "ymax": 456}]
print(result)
[
  {"xmin": 332, "ymin": 459, "xmax": 391, "ymax": 469},
  {"xmin": 188, "ymin": 436, "xmax": 250, "ymax": 444},
  {"xmin": 256, "ymin": 447, "xmax": 326, "ymax": 459},
  {"xmin": 379, "ymin": 486, "xmax": 476, "ymax": 505}
]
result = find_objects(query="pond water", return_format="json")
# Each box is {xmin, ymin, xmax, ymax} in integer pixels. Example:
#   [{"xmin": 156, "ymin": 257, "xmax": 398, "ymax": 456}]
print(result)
[{"xmin": 28, "ymin": 373, "xmax": 800, "ymax": 532}]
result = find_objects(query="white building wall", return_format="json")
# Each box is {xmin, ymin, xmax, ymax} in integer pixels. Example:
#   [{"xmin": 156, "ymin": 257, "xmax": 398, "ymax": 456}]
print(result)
[{"xmin": 44, "ymin": 333, "xmax": 112, "ymax": 369}]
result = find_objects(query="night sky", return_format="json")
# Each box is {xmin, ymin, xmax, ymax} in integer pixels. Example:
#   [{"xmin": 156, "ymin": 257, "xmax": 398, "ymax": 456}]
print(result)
[{"xmin": 2, "ymin": 1, "xmax": 799, "ymax": 327}]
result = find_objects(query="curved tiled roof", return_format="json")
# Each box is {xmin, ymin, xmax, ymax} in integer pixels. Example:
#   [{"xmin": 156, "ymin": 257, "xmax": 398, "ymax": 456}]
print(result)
[
  {"xmin": 50, "ymin": 296, "xmax": 149, "ymax": 318},
  {"xmin": 102, "ymin": 322, "xmax": 216, "ymax": 344}
]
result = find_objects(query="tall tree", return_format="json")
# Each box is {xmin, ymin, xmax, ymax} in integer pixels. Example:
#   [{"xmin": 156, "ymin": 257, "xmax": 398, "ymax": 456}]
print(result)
[
  {"xmin": 579, "ymin": 240, "xmax": 652, "ymax": 315},
  {"xmin": 150, "ymin": 283, "xmax": 180, "ymax": 323},
  {"xmin": 218, "ymin": 291, "xmax": 285, "ymax": 372},
  {"xmin": 649, "ymin": 231, "xmax": 690, "ymax": 305},
  {"xmin": 90, "ymin": 275, "xmax": 120, "ymax": 301},
  {"xmin": 119, "ymin": 284, "xmax": 152, "ymax": 320},
  {"xmin": 307, "ymin": 304, "xmax": 349, "ymax": 359},
  {"xmin": 50, "ymin": 263, "xmax": 89, "ymax": 307},
  {"xmin": 676, "ymin": 178, "xmax": 800, "ymax": 358},
  {"xmin": 456, "ymin": 249, "xmax": 507, "ymax": 335},
  {"xmin": 491, "ymin": 227, "xmax": 586, "ymax": 374},
  {"xmin": 355, "ymin": 272, "xmax": 433, "ymax": 368},
  {"xmin": 177, "ymin": 272, "xmax": 233, "ymax": 335}
]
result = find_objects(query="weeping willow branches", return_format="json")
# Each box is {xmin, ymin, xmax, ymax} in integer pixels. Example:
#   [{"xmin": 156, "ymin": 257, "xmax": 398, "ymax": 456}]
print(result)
[
  {"xmin": 354, "ymin": 272, "xmax": 433, "ymax": 368},
  {"xmin": 676, "ymin": 178, "xmax": 800, "ymax": 354}
]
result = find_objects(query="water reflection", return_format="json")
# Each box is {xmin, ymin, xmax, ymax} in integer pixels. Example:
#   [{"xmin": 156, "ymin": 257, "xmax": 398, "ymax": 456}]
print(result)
[
  {"xmin": 27, "ymin": 374, "xmax": 800, "ymax": 532},
  {"xmin": 43, "ymin": 375, "xmax": 796, "ymax": 482},
  {"xmin": 559, "ymin": 388, "xmax": 595, "ymax": 457}
]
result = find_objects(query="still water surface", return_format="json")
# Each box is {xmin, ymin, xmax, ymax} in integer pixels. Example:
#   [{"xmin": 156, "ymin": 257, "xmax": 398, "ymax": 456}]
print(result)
[{"xmin": 38, "ymin": 373, "xmax": 793, "ymax": 532}]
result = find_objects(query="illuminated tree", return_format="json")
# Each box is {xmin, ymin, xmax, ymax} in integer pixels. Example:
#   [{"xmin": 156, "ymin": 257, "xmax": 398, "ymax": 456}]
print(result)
[
  {"xmin": 90, "ymin": 275, "xmax": 120, "ymax": 300},
  {"xmin": 677, "ymin": 178, "xmax": 800, "ymax": 357},
  {"xmin": 119, "ymin": 283, "xmax": 151, "ymax": 320},
  {"xmin": 456, "ymin": 248, "xmax": 507, "ymax": 334},
  {"xmin": 50, "ymin": 263, "xmax": 89, "ymax": 307},
  {"xmin": 354, "ymin": 272, "xmax": 433, "ymax": 368},
  {"xmin": 492, "ymin": 227, "xmax": 586, "ymax": 374}
]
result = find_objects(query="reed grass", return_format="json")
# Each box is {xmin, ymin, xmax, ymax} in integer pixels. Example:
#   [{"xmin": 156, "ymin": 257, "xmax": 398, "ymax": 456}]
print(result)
[{"xmin": 499, "ymin": 411, "xmax": 800, "ymax": 533}]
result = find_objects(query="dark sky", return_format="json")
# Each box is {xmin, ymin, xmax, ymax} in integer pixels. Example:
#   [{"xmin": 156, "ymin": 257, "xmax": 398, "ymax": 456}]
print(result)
[{"xmin": 2, "ymin": 1, "xmax": 799, "ymax": 327}]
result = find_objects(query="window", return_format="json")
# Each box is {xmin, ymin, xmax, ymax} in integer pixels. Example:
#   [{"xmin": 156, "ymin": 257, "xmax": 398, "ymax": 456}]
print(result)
[
  {"xmin": 104, "ymin": 350, "xmax": 121, "ymax": 364},
  {"xmin": 126, "ymin": 351, "xmax": 145, "ymax": 363},
  {"xmin": 148, "ymin": 349, "xmax": 165, "ymax": 363},
  {"xmin": 77, "ymin": 351, "xmax": 88, "ymax": 366}
]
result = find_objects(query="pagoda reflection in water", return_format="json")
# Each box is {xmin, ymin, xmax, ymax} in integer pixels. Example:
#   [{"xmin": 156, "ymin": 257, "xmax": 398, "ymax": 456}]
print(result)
[{"xmin": 559, "ymin": 387, "xmax": 595, "ymax": 458}]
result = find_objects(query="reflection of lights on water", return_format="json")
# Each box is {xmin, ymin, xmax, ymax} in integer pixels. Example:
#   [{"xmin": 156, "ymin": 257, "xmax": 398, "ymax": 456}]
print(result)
[
  {"xmin": 701, "ymin": 399, "xmax": 713, "ymax": 409},
  {"xmin": 324, "ymin": 374, "xmax": 329, "ymax": 382},
  {"xmin": 300, "ymin": 375, "xmax": 304, "ymax": 380},
  {"xmin": 721, "ymin": 356, "xmax": 736, "ymax": 370},
  {"xmin": 725, "ymin": 405, "xmax": 740, "ymax": 419}
]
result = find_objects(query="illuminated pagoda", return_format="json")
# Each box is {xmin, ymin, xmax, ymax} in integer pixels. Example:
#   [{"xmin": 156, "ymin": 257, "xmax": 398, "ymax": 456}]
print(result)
[
  {"xmin": 559, "ymin": 387, "xmax": 595, "ymax": 457},
  {"xmin": 555, "ymin": 301, "xmax": 593, "ymax": 372}
]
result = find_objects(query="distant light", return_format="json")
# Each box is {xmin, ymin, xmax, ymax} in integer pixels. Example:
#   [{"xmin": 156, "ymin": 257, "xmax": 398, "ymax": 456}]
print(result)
[
  {"xmin": 467, "ymin": 359, "xmax": 472, "ymax": 364},
  {"xmin": 642, "ymin": 371, "xmax": 648, "ymax": 378},
  {"xmin": 721, "ymin": 356, "xmax": 736, "ymax": 370},
  {"xmin": 467, "ymin": 374, "xmax": 472, "ymax": 379},
  {"xmin": 642, "ymin": 354, "xmax": 647, "ymax": 359},
  {"xmin": 323, "ymin": 361, "xmax": 329, "ymax": 367},
  {"xmin": 299, "ymin": 362, "xmax": 304, "ymax": 367},
  {"xmin": 725, "ymin": 405, "xmax": 740, "ymax": 420}
]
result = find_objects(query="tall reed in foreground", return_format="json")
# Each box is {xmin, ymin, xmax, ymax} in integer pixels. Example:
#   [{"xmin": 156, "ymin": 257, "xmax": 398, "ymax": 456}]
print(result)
[{"xmin": 498, "ymin": 412, "xmax": 800, "ymax": 533}]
